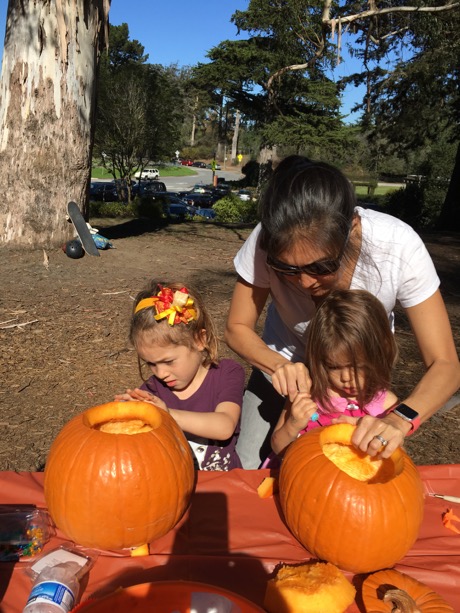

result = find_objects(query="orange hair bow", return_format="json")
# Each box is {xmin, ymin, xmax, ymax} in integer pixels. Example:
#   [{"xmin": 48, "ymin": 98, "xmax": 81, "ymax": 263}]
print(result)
[{"xmin": 135, "ymin": 286, "xmax": 197, "ymax": 326}]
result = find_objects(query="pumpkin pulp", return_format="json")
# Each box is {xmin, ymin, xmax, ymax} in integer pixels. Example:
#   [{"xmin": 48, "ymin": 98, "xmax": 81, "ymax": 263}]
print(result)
[
  {"xmin": 84, "ymin": 402, "xmax": 162, "ymax": 433},
  {"xmin": 320, "ymin": 424, "xmax": 403, "ymax": 484}
]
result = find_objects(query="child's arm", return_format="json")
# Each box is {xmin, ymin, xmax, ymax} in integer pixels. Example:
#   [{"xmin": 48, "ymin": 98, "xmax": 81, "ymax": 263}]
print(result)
[
  {"xmin": 383, "ymin": 390, "xmax": 399, "ymax": 409},
  {"xmin": 169, "ymin": 402, "xmax": 240, "ymax": 441},
  {"xmin": 271, "ymin": 392, "xmax": 318, "ymax": 455}
]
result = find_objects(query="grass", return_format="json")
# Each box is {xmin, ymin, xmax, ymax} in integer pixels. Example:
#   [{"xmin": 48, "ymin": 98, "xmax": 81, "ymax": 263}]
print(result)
[
  {"xmin": 355, "ymin": 185, "xmax": 402, "ymax": 198},
  {"xmin": 91, "ymin": 165, "xmax": 198, "ymax": 179}
]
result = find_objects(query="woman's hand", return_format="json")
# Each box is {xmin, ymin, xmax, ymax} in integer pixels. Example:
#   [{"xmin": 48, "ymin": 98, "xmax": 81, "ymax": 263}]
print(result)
[
  {"xmin": 272, "ymin": 362, "xmax": 312, "ymax": 401},
  {"xmin": 333, "ymin": 414, "xmax": 407, "ymax": 457},
  {"xmin": 114, "ymin": 388, "xmax": 169, "ymax": 412}
]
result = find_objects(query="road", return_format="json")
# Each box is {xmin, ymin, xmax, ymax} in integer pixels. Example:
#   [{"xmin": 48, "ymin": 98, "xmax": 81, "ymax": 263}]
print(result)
[
  {"xmin": 91, "ymin": 167, "xmax": 244, "ymax": 192},
  {"xmin": 163, "ymin": 167, "xmax": 243, "ymax": 192}
]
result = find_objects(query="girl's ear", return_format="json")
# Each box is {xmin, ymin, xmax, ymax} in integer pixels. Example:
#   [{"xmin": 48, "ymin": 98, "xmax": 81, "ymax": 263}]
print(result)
[{"xmin": 194, "ymin": 328, "xmax": 207, "ymax": 351}]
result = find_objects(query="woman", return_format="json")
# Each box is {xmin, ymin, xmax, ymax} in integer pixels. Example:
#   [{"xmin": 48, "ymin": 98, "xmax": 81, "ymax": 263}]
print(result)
[{"xmin": 225, "ymin": 155, "xmax": 460, "ymax": 469}]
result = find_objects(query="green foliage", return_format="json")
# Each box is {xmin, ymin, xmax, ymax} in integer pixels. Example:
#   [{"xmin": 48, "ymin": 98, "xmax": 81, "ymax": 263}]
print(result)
[
  {"xmin": 88, "ymin": 196, "xmax": 164, "ymax": 221},
  {"xmin": 339, "ymin": 3, "xmax": 460, "ymax": 228},
  {"xmin": 240, "ymin": 160, "xmax": 259, "ymax": 186},
  {"xmin": 89, "ymin": 200, "xmax": 137, "ymax": 218},
  {"xmin": 212, "ymin": 193, "xmax": 259, "ymax": 223},
  {"xmin": 135, "ymin": 196, "xmax": 165, "ymax": 221},
  {"xmin": 191, "ymin": 0, "xmax": 344, "ymax": 156},
  {"xmin": 93, "ymin": 24, "xmax": 187, "ymax": 189}
]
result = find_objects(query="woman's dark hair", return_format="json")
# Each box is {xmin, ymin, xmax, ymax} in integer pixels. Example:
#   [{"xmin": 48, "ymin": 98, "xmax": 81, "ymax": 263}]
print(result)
[
  {"xmin": 130, "ymin": 281, "xmax": 219, "ymax": 377},
  {"xmin": 306, "ymin": 289, "xmax": 398, "ymax": 412},
  {"xmin": 259, "ymin": 156, "xmax": 357, "ymax": 260}
]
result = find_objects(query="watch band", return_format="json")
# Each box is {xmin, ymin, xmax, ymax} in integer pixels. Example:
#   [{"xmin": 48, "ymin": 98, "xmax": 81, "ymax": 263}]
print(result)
[{"xmin": 387, "ymin": 403, "xmax": 421, "ymax": 435}]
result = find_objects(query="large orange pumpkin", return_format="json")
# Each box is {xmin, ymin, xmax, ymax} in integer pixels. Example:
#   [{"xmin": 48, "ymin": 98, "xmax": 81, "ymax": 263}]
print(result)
[
  {"xmin": 279, "ymin": 423, "xmax": 424, "ymax": 573},
  {"xmin": 44, "ymin": 401, "xmax": 195, "ymax": 550}
]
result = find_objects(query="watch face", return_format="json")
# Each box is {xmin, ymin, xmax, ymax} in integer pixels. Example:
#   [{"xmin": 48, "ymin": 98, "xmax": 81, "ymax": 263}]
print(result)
[{"xmin": 394, "ymin": 404, "xmax": 419, "ymax": 421}]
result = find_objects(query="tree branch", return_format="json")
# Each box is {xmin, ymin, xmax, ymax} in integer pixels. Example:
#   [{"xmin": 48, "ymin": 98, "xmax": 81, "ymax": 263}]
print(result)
[{"xmin": 323, "ymin": 2, "xmax": 460, "ymax": 28}]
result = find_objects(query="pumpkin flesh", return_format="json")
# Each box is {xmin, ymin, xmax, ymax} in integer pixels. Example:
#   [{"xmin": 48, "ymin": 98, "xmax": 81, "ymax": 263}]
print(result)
[
  {"xmin": 279, "ymin": 424, "xmax": 424, "ymax": 573},
  {"xmin": 44, "ymin": 401, "xmax": 195, "ymax": 550}
]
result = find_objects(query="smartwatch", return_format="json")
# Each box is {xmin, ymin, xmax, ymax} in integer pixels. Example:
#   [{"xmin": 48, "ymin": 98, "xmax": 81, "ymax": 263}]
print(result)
[{"xmin": 388, "ymin": 403, "xmax": 421, "ymax": 435}]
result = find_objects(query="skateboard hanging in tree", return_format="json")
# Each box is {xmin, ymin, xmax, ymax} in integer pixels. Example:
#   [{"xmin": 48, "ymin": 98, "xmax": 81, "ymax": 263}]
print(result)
[{"xmin": 67, "ymin": 201, "xmax": 100, "ymax": 257}]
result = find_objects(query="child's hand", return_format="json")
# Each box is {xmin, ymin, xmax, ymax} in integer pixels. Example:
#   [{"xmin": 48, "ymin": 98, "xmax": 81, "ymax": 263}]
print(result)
[
  {"xmin": 114, "ymin": 391, "xmax": 138, "ymax": 402},
  {"xmin": 289, "ymin": 392, "xmax": 318, "ymax": 430},
  {"xmin": 114, "ymin": 388, "xmax": 168, "ymax": 412}
]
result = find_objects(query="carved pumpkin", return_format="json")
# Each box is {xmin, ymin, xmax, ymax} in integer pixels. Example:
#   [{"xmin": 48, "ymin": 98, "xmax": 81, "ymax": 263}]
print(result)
[
  {"xmin": 44, "ymin": 401, "xmax": 195, "ymax": 550},
  {"xmin": 362, "ymin": 568, "xmax": 454, "ymax": 612},
  {"xmin": 279, "ymin": 424, "xmax": 424, "ymax": 573}
]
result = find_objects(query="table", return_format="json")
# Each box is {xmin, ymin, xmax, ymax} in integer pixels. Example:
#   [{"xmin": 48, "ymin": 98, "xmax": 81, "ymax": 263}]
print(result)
[{"xmin": 1, "ymin": 466, "xmax": 459, "ymax": 612}]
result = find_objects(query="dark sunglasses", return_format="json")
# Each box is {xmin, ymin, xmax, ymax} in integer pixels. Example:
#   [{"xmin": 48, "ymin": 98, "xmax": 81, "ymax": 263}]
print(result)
[
  {"xmin": 267, "ymin": 228, "xmax": 351, "ymax": 277},
  {"xmin": 267, "ymin": 254, "xmax": 343, "ymax": 276}
]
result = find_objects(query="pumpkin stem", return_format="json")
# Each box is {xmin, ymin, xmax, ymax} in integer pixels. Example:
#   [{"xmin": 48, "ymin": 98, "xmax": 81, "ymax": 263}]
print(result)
[{"xmin": 383, "ymin": 588, "xmax": 422, "ymax": 613}]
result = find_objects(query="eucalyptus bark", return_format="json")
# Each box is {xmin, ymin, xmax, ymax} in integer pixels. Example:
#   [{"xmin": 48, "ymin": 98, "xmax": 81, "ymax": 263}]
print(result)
[
  {"xmin": 0, "ymin": 0, "xmax": 110, "ymax": 248},
  {"xmin": 231, "ymin": 109, "xmax": 240, "ymax": 163}
]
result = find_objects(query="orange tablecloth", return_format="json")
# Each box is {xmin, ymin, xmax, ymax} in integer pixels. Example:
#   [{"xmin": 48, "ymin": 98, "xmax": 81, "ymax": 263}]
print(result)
[{"xmin": 1, "ymin": 466, "xmax": 459, "ymax": 612}]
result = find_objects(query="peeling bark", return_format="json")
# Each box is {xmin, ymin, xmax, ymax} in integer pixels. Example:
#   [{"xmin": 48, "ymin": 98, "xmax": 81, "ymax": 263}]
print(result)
[{"xmin": 0, "ymin": 0, "xmax": 110, "ymax": 247}]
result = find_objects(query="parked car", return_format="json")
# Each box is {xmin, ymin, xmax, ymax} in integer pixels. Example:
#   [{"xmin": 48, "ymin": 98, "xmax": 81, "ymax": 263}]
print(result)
[
  {"xmin": 192, "ymin": 161, "xmax": 207, "ymax": 168},
  {"xmin": 180, "ymin": 192, "xmax": 215, "ymax": 208},
  {"xmin": 181, "ymin": 159, "xmax": 194, "ymax": 166},
  {"xmin": 141, "ymin": 191, "xmax": 197, "ymax": 220},
  {"xmin": 194, "ymin": 207, "xmax": 217, "ymax": 220},
  {"xmin": 134, "ymin": 168, "xmax": 160, "ymax": 180},
  {"xmin": 238, "ymin": 190, "xmax": 251, "ymax": 201},
  {"xmin": 205, "ymin": 162, "xmax": 222, "ymax": 171},
  {"xmin": 132, "ymin": 181, "xmax": 167, "ymax": 197},
  {"xmin": 89, "ymin": 181, "xmax": 118, "ymax": 202}
]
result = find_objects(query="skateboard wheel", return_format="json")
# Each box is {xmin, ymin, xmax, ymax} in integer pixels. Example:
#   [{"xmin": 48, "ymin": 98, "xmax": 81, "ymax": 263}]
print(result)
[{"xmin": 65, "ymin": 239, "xmax": 85, "ymax": 259}]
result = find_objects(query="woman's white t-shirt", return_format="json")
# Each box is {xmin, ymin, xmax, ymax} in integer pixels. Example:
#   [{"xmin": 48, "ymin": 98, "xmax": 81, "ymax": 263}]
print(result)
[{"xmin": 234, "ymin": 207, "xmax": 440, "ymax": 363}]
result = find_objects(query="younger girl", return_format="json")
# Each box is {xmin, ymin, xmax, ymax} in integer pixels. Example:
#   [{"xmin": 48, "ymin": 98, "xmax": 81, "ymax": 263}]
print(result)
[
  {"xmin": 271, "ymin": 289, "xmax": 399, "ymax": 456},
  {"xmin": 116, "ymin": 281, "xmax": 245, "ymax": 471}
]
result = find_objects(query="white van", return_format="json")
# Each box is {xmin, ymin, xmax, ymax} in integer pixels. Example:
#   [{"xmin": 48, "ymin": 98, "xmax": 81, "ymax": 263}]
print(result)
[{"xmin": 134, "ymin": 168, "xmax": 159, "ymax": 180}]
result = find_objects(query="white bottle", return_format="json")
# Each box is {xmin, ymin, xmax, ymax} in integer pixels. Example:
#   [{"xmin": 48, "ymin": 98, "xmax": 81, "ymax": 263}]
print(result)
[{"xmin": 22, "ymin": 561, "xmax": 81, "ymax": 613}]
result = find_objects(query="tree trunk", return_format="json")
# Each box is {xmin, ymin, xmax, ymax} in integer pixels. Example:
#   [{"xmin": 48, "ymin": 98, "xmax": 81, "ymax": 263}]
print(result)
[
  {"xmin": 0, "ymin": 0, "xmax": 110, "ymax": 248},
  {"xmin": 231, "ymin": 109, "xmax": 240, "ymax": 162},
  {"xmin": 257, "ymin": 145, "xmax": 278, "ymax": 191},
  {"xmin": 437, "ymin": 140, "xmax": 460, "ymax": 231}
]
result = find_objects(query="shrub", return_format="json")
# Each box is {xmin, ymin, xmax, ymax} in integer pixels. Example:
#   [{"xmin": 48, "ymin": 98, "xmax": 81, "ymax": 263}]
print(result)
[
  {"xmin": 135, "ymin": 196, "xmax": 165, "ymax": 221},
  {"xmin": 213, "ymin": 194, "xmax": 259, "ymax": 224},
  {"xmin": 89, "ymin": 200, "xmax": 137, "ymax": 218}
]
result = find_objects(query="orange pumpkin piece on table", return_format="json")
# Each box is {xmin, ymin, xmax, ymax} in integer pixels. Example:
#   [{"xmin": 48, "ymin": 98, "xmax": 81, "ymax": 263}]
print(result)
[
  {"xmin": 362, "ymin": 568, "xmax": 454, "ymax": 612},
  {"xmin": 44, "ymin": 401, "xmax": 195, "ymax": 551},
  {"xmin": 278, "ymin": 423, "xmax": 425, "ymax": 573},
  {"xmin": 264, "ymin": 561, "xmax": 355, "ymax": 613},
  {"xmin": 257, "ymin": 476, "xmax": 278, "ymax": 498}
]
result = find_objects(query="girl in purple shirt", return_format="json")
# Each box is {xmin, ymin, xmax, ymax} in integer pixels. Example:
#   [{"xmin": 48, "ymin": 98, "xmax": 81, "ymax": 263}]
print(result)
[{"xmin": 116, "ymin": 281, "xmax": 245, "ymax": 471}]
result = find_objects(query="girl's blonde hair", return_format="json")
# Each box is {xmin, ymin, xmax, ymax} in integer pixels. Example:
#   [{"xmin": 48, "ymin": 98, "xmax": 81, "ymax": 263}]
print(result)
[
  {"xmin": 306, "ymin": 289, "xmax": 398, "ymax": 412},
  {"xmin": 130, "ymin": 281, "xmax": 219, "ymax": 370}
]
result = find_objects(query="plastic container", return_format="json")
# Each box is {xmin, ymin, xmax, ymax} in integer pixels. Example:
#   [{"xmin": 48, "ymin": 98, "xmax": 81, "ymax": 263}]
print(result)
[
  {"xmin": 0, "ymin": 506, "xmax": 54, "ymax": 562},
  {"xmin": 23, "ymin": 561, "xmax": 81, "ymax": 613}
]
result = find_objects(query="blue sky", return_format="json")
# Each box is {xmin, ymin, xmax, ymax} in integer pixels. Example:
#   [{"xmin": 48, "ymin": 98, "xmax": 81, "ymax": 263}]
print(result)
[{"xmin": 0, "ymin": 0, "xmax": 364, "ymax": 122}]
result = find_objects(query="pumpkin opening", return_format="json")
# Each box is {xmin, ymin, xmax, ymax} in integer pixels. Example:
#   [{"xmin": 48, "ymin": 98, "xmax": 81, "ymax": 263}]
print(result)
[
  {"xmin": 82, "ymin": 402, "xmax": 163, "ymax": 435},
  {"xmin": 320, "ymin": 425, "xmax": 402, "ymax": 483}
]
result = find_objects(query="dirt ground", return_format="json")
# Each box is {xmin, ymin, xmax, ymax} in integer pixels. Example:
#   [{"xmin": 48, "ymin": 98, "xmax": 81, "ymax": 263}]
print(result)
[{"xmin": 1, "ymin": 217, "xmax": 459, "ymax": 472}]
